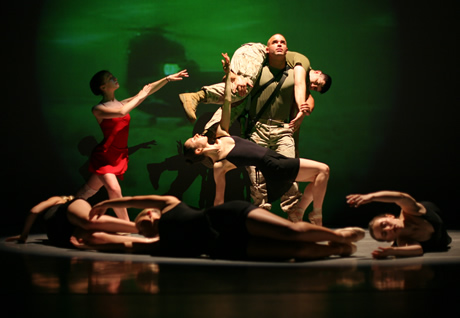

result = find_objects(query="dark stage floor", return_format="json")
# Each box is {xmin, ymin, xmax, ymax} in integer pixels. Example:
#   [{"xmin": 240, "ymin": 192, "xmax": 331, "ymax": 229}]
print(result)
[{"xmin": 1, "ymin": 230, "xmax": 459, "ymax": 318}]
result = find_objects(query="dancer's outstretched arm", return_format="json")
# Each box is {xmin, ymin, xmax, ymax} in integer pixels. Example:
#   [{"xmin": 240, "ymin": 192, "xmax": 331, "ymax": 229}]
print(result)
[
  {"xmin": 89, "ymin": 195, "xmax": 181, "ymax": 219},
  {"xmin": 6, "ymin": 196, "xmax": 65, "ymax": 243},
  {"xmin": 94, "ymin": 69, "xmax": 189, "ymax": 119},
  {"xmin": 215, "ymin": 53, "xmax": 232, "ymax": 136},
  {"xmin": 372, "ymin": 244, "xmax": 423, "ymax": 259},
  {"xmin": 346, "ymin": 191, "xmax": 424, "ymax": 216}
]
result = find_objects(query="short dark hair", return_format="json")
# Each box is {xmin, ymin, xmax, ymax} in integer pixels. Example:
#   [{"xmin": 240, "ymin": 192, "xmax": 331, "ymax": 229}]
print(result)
[
  {"xmin": 368, "ymin": 214, "xmax": 387, "ymax": 242},
  {"xmin": 320, "ymin": 73, "xmax": 332, "ymax": 94},
  {"xmin": 183, "ymin": 143, "xmax": 214, "ymax": 168},
  {"xmin": 89, "ymin": 70, "xmax": 110, "ymax": 96}
]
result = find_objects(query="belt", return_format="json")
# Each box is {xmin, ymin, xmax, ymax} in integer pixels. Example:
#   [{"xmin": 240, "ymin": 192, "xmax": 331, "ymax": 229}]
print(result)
[{"xmin": 256, "ymin": 118, "xmax": 289, "ymax": 126}]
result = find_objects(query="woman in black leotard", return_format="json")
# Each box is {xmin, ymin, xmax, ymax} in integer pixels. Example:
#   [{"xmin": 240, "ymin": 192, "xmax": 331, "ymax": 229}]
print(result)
[
  {"xmin": 183, "ymin": 53, "xmax": 329, "ymax": 224},
  {"xmin": 6, "ymin": 195, "xmax": 145, "ymax": 248},
  {"xmin": 73, "ymin": 194, "xmax": 365, "ymax": 261},
  {"xmin": 347, "ymin": 190, "xmax": 452, "ymax": 259}
]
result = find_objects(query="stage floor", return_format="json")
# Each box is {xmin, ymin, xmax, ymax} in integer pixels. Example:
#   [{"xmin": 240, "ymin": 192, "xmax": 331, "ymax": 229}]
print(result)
[{"xmin": 1, "ymin": 230, "xmax": 459, "ymax": 318}]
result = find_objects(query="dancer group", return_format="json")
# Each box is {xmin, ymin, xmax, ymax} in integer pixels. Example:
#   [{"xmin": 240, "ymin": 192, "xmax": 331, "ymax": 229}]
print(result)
[{"xmin": 7, "ymin": 34, "xmax": 451, "ymax": 260}]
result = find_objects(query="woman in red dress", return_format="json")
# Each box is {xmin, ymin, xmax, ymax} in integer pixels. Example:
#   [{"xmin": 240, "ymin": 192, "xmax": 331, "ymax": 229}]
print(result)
[{"xmin": 76, "ymin": 69, "xmax": 189, "ymax": 220}]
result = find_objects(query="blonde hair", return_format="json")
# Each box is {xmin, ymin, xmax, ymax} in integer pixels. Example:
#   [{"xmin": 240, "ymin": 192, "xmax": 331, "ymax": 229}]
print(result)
[{"xmin": 61, "ymin": 195, "xmax": 75, "ymax": 202}]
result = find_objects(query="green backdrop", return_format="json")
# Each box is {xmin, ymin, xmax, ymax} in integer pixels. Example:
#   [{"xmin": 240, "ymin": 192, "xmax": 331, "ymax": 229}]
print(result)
[
  {"xmin": 34, "ymin": 0, "xmax": 397, "ymax": 223},
  {"xmin": 4, "ymin": 0, "xmax": 458, "ymax": 231}
]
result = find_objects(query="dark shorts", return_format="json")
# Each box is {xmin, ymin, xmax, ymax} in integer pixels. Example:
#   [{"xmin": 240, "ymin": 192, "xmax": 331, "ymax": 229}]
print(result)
[
  {"xmin": 261, "ymin": 150, "xmax": 300, "ymax": 202},
  {"xmin": 206, "ymin": 200, "xmax": 257, "ymax": 260}
]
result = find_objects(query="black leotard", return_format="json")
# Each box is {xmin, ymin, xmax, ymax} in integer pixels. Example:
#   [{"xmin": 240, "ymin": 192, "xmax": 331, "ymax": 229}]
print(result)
[
  {"xmin": 416, "ymin": 201, "xmax": 451, "ymax": 252},
  {"xmin": 392, "ymin": 201, "xmax": 451, "ymax": 252},
  {"xmin": 158, "ymin": 201, "xmax": 257, "ymax": 259},
  {"xmin": 43, "ymin": 199, "xmax": 78, "ymax": 247},
  {"xmin": 218, "ymin": 136, "xmax": 299, "ymax": 202}
]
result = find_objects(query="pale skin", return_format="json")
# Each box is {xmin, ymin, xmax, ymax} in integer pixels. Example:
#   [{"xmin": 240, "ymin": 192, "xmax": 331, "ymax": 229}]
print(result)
[
  {"xmin": 5, "ymin": 196, "xmax": 147, "ymax": 246},
  {"xmin": 184, "ymin": 53, "xmax": 330, "ymax": 214},
  {"xmin": 346, "ymin": 191, "xmax": 434, "ymax": 259},
  {"xmin": 75, "ymin": 194, "xmax": 365, "ymax": 260},
  {"xmin": 81, "ymin": 69, "xmax": 189, "ymax": 221}
]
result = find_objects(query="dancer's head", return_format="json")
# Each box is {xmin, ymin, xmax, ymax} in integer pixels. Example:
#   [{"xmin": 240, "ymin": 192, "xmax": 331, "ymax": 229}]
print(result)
[
  {"xmin": 368, "ymin": 214, "xmax": 403, "ymax": 242},
  {"xmin": 90, "ymin": 70, "xmax": 118, "ymax": 96},
  {"xmin": 266, "ymin": 34, "xmax": 288, "ymax": 57},
  {"xmin": 135, "ymin": 208, "xmax": 161, "ymax": 238},
  {"xmin": 309, "ymin": 70, "xmax": 332, "ymax": 94},
  {"xmin": 183, "ymin": 134, "xmax": 212, "ymax": 166}
]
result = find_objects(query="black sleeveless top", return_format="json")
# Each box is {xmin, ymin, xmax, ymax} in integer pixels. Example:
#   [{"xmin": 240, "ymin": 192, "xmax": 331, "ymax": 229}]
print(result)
[
  {"xmin": 414, "ymin": 201, "xmax": 451, "ymax": 252},
  {"xmin": 393, "ymin": 201, "xmax": 452, "ymax": 252},
  {"xmin": 158, "ymin": 201, "xmax": 256, "ymax": 259},
  {"xmin": 218, "ymin": 136, "xmax": 299, "ymax": 202},
  {"xmin": 43, "ymin": 199, "xmax": 78, "ymax": 247}
]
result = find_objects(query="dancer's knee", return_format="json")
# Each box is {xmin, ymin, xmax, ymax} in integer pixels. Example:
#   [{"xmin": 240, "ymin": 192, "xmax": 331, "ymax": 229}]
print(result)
[{"xmin": 319, "ymin": 163, "xmax": 330, "ymax": 179}]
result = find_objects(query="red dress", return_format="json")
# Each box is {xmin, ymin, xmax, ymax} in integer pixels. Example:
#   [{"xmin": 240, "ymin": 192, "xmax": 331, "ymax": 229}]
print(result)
[{"xmin": 89, "ymin": 114, "xmax": 130, "ymax": 179}]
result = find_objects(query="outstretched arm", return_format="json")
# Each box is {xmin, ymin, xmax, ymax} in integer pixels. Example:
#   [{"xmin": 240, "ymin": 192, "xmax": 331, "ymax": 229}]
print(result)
[
  {"xmin": 346, "ymin": 191, "xmax": 424, "ymax": 215},
  {"xmin": 216, "ymin": 53, "xmax": 232, "ymax": 135},
  {"xmin": 372, "ymin": 244, "xmax": 424, "ymax": 259},
  {"xmin": 89, "ymin": 195, "xmax": 181, "ymax": 219},
  {"xmin": 6, "ymin": 196, "xmax": 64, "ymax": 243},
  {"xmin": 93, "ymin": 69, "xmax": 189, "ymax": 119}
]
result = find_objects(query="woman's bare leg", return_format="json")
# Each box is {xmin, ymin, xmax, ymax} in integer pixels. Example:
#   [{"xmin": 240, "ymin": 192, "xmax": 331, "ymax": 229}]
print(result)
[
  {"xmin": 99, "ymin": 173, "xmax": 130, "ymax": 221},
  {"xmin": 246, "ymin": 237, "xmax": 356, "ymax": 260},
  {"xmin": 292, "ymin": 159, "xmax": 329, "ymax": 225},
  {"xmin": 67, "ymin": 199, "xmax": 137, "ymax": 234},
  {"xmin": 295, "ymin": 158, "xmax": 329, "ymax": 210},
  {"xmin": 246, "ymin": 208, "xmax": 363, "ymax": 244}
]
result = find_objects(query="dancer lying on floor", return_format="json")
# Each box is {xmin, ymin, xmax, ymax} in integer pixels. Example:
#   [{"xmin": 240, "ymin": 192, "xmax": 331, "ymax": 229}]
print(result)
[
  {"xmin": 346, "ymin": 190, "xmax": 452, "ymax": 259},
  {"xmin": 71, "ymin": 194, "xmax": 365, "ymax": 261},
  {"xmin": 183, "ymin": 53, "xmax": 329, "ymax": 223},
  {"xmin": 6, "ymin": 195, "xmax": 143, "ymax": 247}
]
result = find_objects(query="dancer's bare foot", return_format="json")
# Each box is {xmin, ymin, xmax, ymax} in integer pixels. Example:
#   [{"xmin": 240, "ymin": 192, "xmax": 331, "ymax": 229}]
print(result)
[{"xmin": 329, "ymin": 242, "xmax": 357, "ymax": 257}]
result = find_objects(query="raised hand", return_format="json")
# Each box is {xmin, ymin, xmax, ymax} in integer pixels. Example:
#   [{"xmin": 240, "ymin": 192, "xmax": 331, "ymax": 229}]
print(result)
[
  {"xmin": 221, "ymin": 53, "xmax": 230, "ymax": 74},
  {"xmin": 167, "ymin": 69, "xmax": 189, "ymax": 81},
  {"xmin": 346, "ymin": 194, "xmax": 373, "ymax": 208}
]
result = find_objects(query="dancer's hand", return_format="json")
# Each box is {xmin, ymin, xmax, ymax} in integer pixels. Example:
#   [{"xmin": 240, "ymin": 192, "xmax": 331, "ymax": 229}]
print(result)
[
  {"xmin": 299, "ymin": 101, "xmax": 312, "ymax": 115},
  {"xmin": 221, "ymin": 53, "xmax": 230, "ymax": 74},
  {"xmin": 289, "ymin": 112, "xmax": 305, "ymax": 132},
  {"xmin": 346, "ymin": 194, "xmax": 373, "ymax": 208},
  {"xmin": 372, "ymin": 246, "xmax": 394, "ymax": 259},
  {"xmin": 5, "ymin": 235, "xmax": 26, "ymax": 243},
  {"xmin": 70, "ymin": 236, "xmax": 95, "ymax": 250},
  {"xmin": 232, "ymin": 76, "xmax": 253, "ymax": 96},
  {"xmin": 167, "ymin": 69, "xmax": 189, "ymax": 82},
  {"xmin": 89, "ymin": 204, "xmax": 109, "ymax": 219}
]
